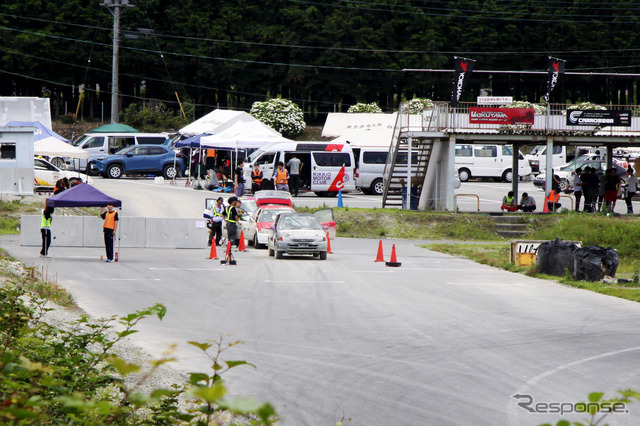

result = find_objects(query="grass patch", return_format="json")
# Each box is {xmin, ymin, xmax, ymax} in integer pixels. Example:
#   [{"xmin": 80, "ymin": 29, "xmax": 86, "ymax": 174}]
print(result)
[
  {"xmin": 426, "ymin": 242, "xmax": 640, "ymax": 303},
  {"xmin": 424, "ymin": 243, "xmax": 525, "ymax": 272}
]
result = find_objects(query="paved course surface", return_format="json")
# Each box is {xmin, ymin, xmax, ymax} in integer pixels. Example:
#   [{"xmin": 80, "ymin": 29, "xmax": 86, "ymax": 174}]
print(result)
[{"xmin": 4, "ymin": 176, "xmax": 640, "ymax": 425}]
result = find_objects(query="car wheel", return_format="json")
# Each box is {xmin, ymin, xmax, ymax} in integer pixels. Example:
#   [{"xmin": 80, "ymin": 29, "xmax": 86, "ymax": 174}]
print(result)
[
  {"xmin": 560, "ymin": 178, "xmax": 568, "ymax": 191},
  {"xmin": 458, "ymin": 168, "xmax": 471, "ymax": 182},
  {"xmin": 314, "ymin": 191, "xmax": 337, "ymax": 197},
  {"xmin": 319, "ymin": 251, "xmax": 327, "ymax": 260},
  {"xmin": 275, "ymin": 249, "xmax": 284, "ymax": 259},
  {"xmin": 502, "ymin": 169, "xmax": 513, "ymax": 182},
  {"xmin": 370, "ymin": 178, "xmax": 384, "ymax": 196},
  {"xmin": 50, "ymin": 157, "xmax": 65, "ymax": 169},
  {"xmin": 254, "ymin": 234, "xmax": 264, "ymax": 249},
  {"xmin": 163, "ymin": 165, "xmax": 178, "ymax": 179},
  {"xmin": 108, "ymin": 164, "xmax": 123, "ymax": 179},
  {"xmin": 268, "ymin": 247, "xmax": 274, "ymax": 256}
]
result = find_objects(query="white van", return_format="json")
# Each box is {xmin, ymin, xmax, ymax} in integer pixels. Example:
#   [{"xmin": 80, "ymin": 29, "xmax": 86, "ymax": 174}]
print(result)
[
  {"xmin": 525, "ymin": 145, "xmax": 604, "ymax": 174},
  {"xmin": 455, "ymin": 144, "xmax": 532, "ymax": 182},
  {"xmin": 70, "ymin": 132, "xmax": 169, "ymax": 171},
  {"xmin": 351, "ymin": 148, "xmax": 388, "ymax": 195},
  {"xmin": 245, "ymin": 141, "xmax": 356, "ymax": 196}
]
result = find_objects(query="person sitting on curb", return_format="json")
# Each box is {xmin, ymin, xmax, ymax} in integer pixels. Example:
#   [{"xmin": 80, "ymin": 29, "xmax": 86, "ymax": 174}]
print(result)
[
  {"xmin": 518, "ymin": 192, "xmax": 536, "ymax": 212},
  {"xmin": 501, "ymin": 191, "xmax": 518, "ymax": 212}
]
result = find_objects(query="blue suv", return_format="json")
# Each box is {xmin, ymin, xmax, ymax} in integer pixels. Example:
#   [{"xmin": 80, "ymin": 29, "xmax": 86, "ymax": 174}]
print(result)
[{"xmin": 90, "ymin": 145, "xmax": 185, "ymax": 179}]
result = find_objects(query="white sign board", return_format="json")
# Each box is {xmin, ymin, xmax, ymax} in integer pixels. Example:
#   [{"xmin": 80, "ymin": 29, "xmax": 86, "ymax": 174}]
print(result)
[{"xmin": 477, "ymin": 96, "xmax": 513, "ymax": 105}]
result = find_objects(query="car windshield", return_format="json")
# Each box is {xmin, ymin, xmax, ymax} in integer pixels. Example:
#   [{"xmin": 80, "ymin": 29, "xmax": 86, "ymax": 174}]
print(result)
[
  {"xmin": 279, "ymin": 215, "xmax": 321, "ymax": 230},
  {"xmin": 115, "ymin": 146, "xmax": 135, "ymax": 155},
  {"xmin": 259, "ymin": 209, "xmax": 289, "ymax": 223},
  {"xmin": 248, "ymin": 149, "xmax": 266, "ymax": 162}
]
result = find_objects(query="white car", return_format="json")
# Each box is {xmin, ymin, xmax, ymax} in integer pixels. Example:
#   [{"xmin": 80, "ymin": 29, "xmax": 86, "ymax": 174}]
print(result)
[
  {"xmin": 267, "ymin": 212, "xmax": 328, "ymax": 260},
  {"xmin": 34, "ymin": 157, "xmax": 93, "ymax": 191}
]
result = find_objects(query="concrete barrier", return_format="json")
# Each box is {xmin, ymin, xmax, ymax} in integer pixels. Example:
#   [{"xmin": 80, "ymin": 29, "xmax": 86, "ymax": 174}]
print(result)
[{"xmin": 21, "ymin": 215, "xmax": 209, "ymax": 249}]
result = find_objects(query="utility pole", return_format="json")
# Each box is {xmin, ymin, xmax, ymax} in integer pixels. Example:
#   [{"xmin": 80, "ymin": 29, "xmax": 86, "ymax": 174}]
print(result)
[{"xmin": 101, "ymin": 0, "xmax": 134, "ymax": 123}]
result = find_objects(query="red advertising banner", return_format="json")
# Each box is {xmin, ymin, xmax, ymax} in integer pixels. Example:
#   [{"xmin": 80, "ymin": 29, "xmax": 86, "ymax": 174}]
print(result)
[{"xmin": 469, "ymin": 107, "xmax": 535, "ymax": 125}]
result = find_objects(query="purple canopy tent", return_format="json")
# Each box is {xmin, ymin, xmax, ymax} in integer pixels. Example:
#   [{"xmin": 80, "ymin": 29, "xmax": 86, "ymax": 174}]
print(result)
[
  {"xmin": 46, "ymin": 183, "xmax": 122, "ymax": 259},
  {"xmin": 45, "ymin": 183, "xmax": 122, "ymax": 208}
]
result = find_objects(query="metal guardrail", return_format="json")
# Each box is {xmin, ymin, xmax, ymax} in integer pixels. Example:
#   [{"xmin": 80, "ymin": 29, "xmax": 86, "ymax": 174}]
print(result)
[
  {"xmin": 454, "ymin": 193, "xmax": 480, "ymax": 212},
  {"xmin": 558, "ymin": 195, "xmax": 575, "ymax": 211},
  {"xmin": 396, "ymin": 102, "xmax": 640, "ymax": 135}
]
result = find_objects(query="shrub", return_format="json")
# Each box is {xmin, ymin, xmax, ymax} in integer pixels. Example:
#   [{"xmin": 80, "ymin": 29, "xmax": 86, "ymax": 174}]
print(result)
[
  {"xmin": 401, "ymin": 98, "xmax": 434, "ymax": 114},
  {"xmin": 250, "ymin": 98, "xmax": 306, "ymax": 137},
  {"xmin": 347, "ymin": 102, "xmax": 383, "ymax": 113}
]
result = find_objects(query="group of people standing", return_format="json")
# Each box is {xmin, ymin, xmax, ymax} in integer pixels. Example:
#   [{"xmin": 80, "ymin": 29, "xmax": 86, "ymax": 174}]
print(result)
[
  {"xmin": 204, "ymin": 196, "xmax": 242, "ymax": 248},
  {"xmin": 249, "ymin": 155, "xmax": 303, "ymax": 196},
  {"xmin": 573, "ymin": 167, "xmax": 638, "ymax": 213}
]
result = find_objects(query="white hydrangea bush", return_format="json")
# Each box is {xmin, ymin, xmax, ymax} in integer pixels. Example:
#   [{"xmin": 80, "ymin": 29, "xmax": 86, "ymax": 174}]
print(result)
[
  {"xmin": 567, "ymin": 102, "xmax": 606, "ymax": 111},
  {"xmin": 250, "ymin": 98, "xmax": 306, "ymax": 137},
  {"xmin": 347, "ymin": 102, "xmax": 383, "ymax": 113},
  {"xmin": 401, "ymin": 98, "xmax": 434, "ymax": 114},
  {"xmin": 504, "ymin": 100, "xmax": 547, "ymax": 115}
]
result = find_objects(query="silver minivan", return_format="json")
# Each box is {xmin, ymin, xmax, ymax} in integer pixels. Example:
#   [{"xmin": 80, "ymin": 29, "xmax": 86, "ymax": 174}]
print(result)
[
  {"xmin": 353, "ymin": 148, "xmax": 388, "ymax": 195},
  {"xmin": 70, "ymin": 132, "xmax": 169, "ymax": 171}
]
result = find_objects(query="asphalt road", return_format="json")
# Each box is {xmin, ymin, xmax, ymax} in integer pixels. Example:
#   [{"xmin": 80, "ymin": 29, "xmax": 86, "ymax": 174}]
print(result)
[{"xmin": 3, "ymin": 177, "xmax": 640, "ymax": 425}]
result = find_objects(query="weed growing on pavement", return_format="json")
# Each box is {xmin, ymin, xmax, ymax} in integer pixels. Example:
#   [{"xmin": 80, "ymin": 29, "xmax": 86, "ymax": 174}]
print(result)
[
  {"xmin": 0, "ymin": 278, "xmax": 277, "ymax": 425},
  {"xmin": 538, "ymin": 389, "xmax": 640, "ymax": 426}
]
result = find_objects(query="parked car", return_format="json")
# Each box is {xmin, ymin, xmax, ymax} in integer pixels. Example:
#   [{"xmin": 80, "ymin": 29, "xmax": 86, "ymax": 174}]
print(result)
[
  {"xmin": 534, "ymin": 161, "xmax": 627, "ymax": 191},
  {"xmin": 90, "ymin": 145, "xmax": 184, "ymax": 179},
  {"xmin": 34, "ymin": 157, "xmax": 93, "ymax": 191},
  {"xmin": 267, "ymin": 212, "xmax": 328, "ymax": 259}
]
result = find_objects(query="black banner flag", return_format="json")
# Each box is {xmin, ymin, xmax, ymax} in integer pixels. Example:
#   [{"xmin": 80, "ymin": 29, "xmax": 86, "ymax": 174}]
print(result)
[
  {"xmin": 450, "ymin": 57, "xmax": 475, "ymax": 108},
  {"xmin": 544, "ymin": 57, "xmax": 565, "ymax": 102}
]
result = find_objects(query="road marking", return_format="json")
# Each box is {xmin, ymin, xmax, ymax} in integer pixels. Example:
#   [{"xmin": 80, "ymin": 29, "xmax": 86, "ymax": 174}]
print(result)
[
  {"xmin": 148, "ymin": 268, "xmax": 224, "ymax": 271},
  {"xmin": 264, "ymin": 280, "xmax": 345, "ymax": 283},
  {"xmin": 93, "ymin": 278, "xmax": 162, "ymax": 281},
  {"xmin": 446, "ymin": 282, "xmax": 525, "ymax": 286}
]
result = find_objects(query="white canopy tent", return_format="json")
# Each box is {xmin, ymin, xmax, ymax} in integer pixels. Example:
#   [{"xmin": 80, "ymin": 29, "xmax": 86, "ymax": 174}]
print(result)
[
  {"xmin": 330, "ymin": 128, "xmax": 395, "ymax": 148},
  {"xmin": 321, "ymin": 112, "xmax": 397, "ymax": 138},
  {"xmin": 198, "ymin": 112, "xmax": 291, "ymax": 150},
  {"xmin": 179, "ymin": 109, "xmax": 245, "ymax": 137},
  {"xmin": 35, "ymin": 136, "xmax": 88, "ymax": 159}
]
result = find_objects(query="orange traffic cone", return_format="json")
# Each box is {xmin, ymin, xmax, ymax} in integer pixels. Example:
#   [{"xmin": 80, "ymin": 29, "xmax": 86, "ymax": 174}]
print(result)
[
  {"xmin": 220, "ymin": 241, "xmax": 237, "ymax": 265},
  {"xmin": 326, "ymin": 232, "xmax": 333, "ymax": 254},
  {"xmin": 207, "ymin": 241, "xmax": 219, "ymax": 260},
  {"xmin": 375, "ymin": 240, "xmax": 385, "ymax": 262},
  {"xmin": 543, "ymin": 195, "xmax": 549, "ymax": 213},
  {"xmin": 385, "ymin": 244, "xmax": 402, "ymax": 267},
  {"xmin": 238, "ymin": 230, "xmax": 247, "ymax": 252}
]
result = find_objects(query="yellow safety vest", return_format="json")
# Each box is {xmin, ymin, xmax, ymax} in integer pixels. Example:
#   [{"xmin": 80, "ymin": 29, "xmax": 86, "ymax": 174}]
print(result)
[
  {"xmin": 41, "ymin": 213, "xmax": 52, "ymax": 229},
  {"xmin": 226, "ymin": 206, "xmax": 237, "ymax": 223},
  {"xmin": 103, "ymin": 211, "xmax": 117, "ymax": 230},
  {"xmin": 275, "ymin": 169, "xmax": 288, "ymax": 184}
]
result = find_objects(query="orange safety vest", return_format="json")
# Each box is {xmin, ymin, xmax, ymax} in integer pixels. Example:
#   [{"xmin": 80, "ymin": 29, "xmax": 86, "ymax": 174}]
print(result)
[
  {"xmin": 275, "ymin": 169, "xmax": 288, "ymax": 184},
  {"xmin": 252, "ymin": 170, "xmax": 263, "ymax": 185},
  {"xmin": 548, "ymin": 190, "xmax": 559, "ymax": 203},
  {"xmin": 103, "ymin": 211, "xmax": 117, "ymax": 230}
]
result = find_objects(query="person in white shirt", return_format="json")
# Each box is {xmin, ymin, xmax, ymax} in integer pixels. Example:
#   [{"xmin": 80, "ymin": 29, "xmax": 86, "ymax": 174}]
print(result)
[
  {"xmin": 625, "ymin": 167, "xmax": 638, "ymax": 214},
  {"xmin": 573, "ymin": 168, "xmax": 583, "ymax": 211}
]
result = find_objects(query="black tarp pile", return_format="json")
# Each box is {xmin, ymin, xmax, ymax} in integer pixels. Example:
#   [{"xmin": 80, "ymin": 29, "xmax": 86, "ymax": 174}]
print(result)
[{"xmin": 536, "ymin": 238, "xmax": 619, "ymax": 282}]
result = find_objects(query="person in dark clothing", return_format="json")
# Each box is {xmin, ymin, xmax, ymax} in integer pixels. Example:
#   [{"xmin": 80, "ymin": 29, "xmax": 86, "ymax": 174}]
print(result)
[
  {"xmin": 99, "ymin": 203, "xmax": 119, "ymax": 262},
  {"xmin": 581, "ymin": 167, "xmax": 599, "ymax": 213},
  {"xmin": 225, "ymin": 197, "xmax": 241, "ymax": 247},
  {"xmin": 40, "ymin": 204, "xmax": 54, "ymax": 256},
  {"xmin": 235, "ymin": 161, "xmax": 246, "ymax": 196},
  {"xmin": 53, "ymin": 177, "xmax": 69, "ymax": 195},
  {"xmin": 251, "ymin": 164, "xmax": 264, "ymax": 194},
  {"xmin": 603, "ymin": 168, "xmax": 621, "ymax": 212}
]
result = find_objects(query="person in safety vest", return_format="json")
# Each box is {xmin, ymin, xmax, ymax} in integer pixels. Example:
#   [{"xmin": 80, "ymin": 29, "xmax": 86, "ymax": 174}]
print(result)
[
  {"xmin": 99, "ymin": 203, "xmax": 119, "ymax": 262},
  {"xmin": 40, "ymin": 203, "xmax": 54, "ymax": 256},
  {"xmin": 206, "ymin": 197, "xmax": 226, "ymax": 247},
  {"xmin": 251, "ymin": 164, "xmax": 263, "ymax": 194},
  {"xmin": 273, "ymin": 161, "xmax": 290, "ymax": 192},
  {"xmin": 53, "ymin": 177, "xmax": 69, "ymax": 195},
  {"xmin": 225, "ymin": 197, "xmax": 241, "ymax": 248},
  {"xmin": 501, "ymin": 191, "xmax": 518, "ymax": 212}
]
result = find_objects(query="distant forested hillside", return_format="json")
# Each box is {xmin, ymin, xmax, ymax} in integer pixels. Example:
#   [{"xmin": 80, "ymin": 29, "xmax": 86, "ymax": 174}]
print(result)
[{"xmin": 1, "ymin": 0, "xmax": 638, "ymax": 124}]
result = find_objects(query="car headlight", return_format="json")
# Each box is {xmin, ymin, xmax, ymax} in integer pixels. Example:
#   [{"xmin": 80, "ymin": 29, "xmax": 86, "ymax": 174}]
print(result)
[
  {"xmin": 278, "ymin": 232, "xmax": 292, "ymax": 242},
  {"xmin": 314, "ymin": 234, "xmax": 326, "ymax": 242}
]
